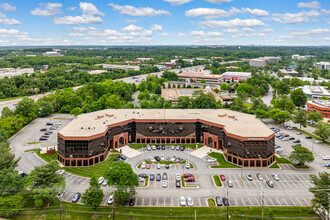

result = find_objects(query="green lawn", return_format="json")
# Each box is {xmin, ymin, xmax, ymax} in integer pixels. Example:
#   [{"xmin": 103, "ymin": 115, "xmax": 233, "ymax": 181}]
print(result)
[
  {"xmin": 213, "ymin": 175, "xmax": 223, "ymax": 187},
  {"xmin": 12, "ymin": 202, "xmax": 318, "ymax": 220},
  {"xmin": 244, "ymin": 102, "xmax": 253, "ymax": 110},
  {"xmin": 26, "ymin": 142, "xmax": 43, "ymax": 145},
  {"xmin": 0, "ymin": 96, "xmax": 22, "ymax": 102},
  {"xmin": 274, "ymin": 156, "xmax": 310, "ymax": 169},
  {"xmin": 269, "ymin": 162, "xmax": 280, "ymax": 168},
  {"xmin": 209, "ymin": 152, "xmax": 240, "ymax": 168},
  {"xmin": 63, "ymin": 154, "xmax": 119, "ymax": 178},
  {"xmin": 294, "ymin": 127, "xmax": 330, "ymax": 146},
  {"xmin": 25, "ymin": 149, "xmax": 58, "ymax": 163}
]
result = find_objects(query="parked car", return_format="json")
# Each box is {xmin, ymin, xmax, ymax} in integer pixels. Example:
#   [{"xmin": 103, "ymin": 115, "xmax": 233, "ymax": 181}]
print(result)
[
  {"xmin": 152, "ymin": 145, "xmax": 156, "ymax": 150},
  {"xmin": 55, "ymin": 122, "xmax": 62, "ymax": 125},
  {"xmin": 185, "ymin": 177, "xmax": 195, "ymax": 182},
  {"xmin": 272, "ymin": 174, "xmax": 279, "ymax": 181},
  {"xmin": 275, "ymin": 147, "xmax": 283, "ymax": 152},
  {"xmin": 141, "ymin": 162, "xmax": 146, "ymax": 169},
  {"xmin": 305, "ymin": 136, "xmax": 313, "ymax": 139},
  {"xmin": 266, "ymin": 180, "xmax": 274, "ymax": 188},
  {"xmin": 296, "ymin": 132, "xmax": 302, "ymax": 135},
  {"xmin": 171, "ymin": 145, "xmax": 175, "ymax": 150},
  {"xmin": 107, "ymin": 195, "xmax": 114, "ymax": 205},
  {"xmin": 161, "ymin": 145, "xmax": 166, "ymax": 150},
  {"xmin": 176, "ymin": 145, "xmax": 181, "ymax": 151},
  {"xmin": 118, "ymin": 155, "xmax": 127, "ymax": 160},
  {"xmin": 175, "ymin": 157, "xmax": 183, "ymax": 163},
  {"xmin": 322, "ymin": 155, "xmax": 330, "ymax": 160},
  {"xmin": 315, "ymin": 140, "xmax": 323, "ymax": 144},
  {"xmin": 222, "ymin": 197, "xmax": 229, "ymax": 206},
  {"xmin": 44, "ymin": 132, "xmax": 52, "ymax": 135},
  {"xmin": 176, "ymin": 174, "xmax": 181, "ymax": 181},
  {"xmin": 246, "ymin": 174, "xmax": 253, "ymax": 181},
  {"xmin": 146, "ymin": 163, "xmax": 151, "ymax": 169},
  {"xmin": 102, "ymin": 179, "xmax": 108, "ymax": 186},
  {"xmin": 180, "ymin": 146, "xmax": 185, "ymax": 151},
  {"xmin": 150, "ymin": 174, "xmax": 155, "ymax": 181},
  {"xmin": 186, "ymin": 196, "xmax": 193, "ymax": 206},
  {"xmin": 162, "ymin": 180, "xmax": 168, "ymax": 188},
  {"xmin": 185, "ymin": 162, "xmax": 190, "ymax": 169},
  {"xmin": 293, "ymin": 139, "xmax": 301, "ymax": 143},
  {"xmin": 216, "ymin": 196, "xmax": 222, "ymax": 206},
  {"xmin": 40, "ymin": 128, "xmax": 47, "ymax": 131},
  {"xmin": 39, "ymin": 137, "xmax": 47, "ymax": 141},
  {"xmin": 156, "ymin": 145, "xmax": 161, "ymax": 150},
  {"xmin": 163, "ymin": 172, "xmax": 168, "ymax": 180},
  {"xmin": 256, "ymin": 173, "xmax": 263, "ymax": 181},
  {"xmin": 288, "ymin": 137, "xmax": 295, "ymax": 140},
  {"xmin": 220, "ymin": 175, "xmax": 226, "ymax": 181},
  {"xmin": 184, "ymin": 173, "xmax": 193, "ymax": 178},
  {"xmin": 41, "ymin": 135, "xmax": 49, "ymax": 138},
  {"xmin": 72, "ymin": 192, "xmax": 81, "ymax": 203},
  {"xmin": 139, "ymin": 173, "xmax": 147, "ymax": 178},
  {"xmin": 148, "ymin": 157, "xmax": 156, "ymax": 163},
  {"xmin": 154, "ymin": 156, "xmax": 161, "ymax": 162},
  {"xmin": 165, "ymin": 163, "xmax": 170, "ymax": 169},
  {"xmin": 281, "ymin": 137, "xmax": 289, "ymax": 141},
  {"xmin": 227, "ymin": 180, "xmax": 233, "ymax": 188},
  {"xmin": 56, "ymin": 169, "xmax": 65, "ymax": 175},
  {"xmin": 146, "ymin": 145, "xmax": 151, "ymax": 151},
  {"xmin": 157, "ymin": 163, "xmax": 161, "ymax": 169},
  {"xmin": 176, "ymin": 180, "xmax": 181, "ymax": 188},
  {"xmin": 160, "ymin": 155, "xmax": 165, "ymax": 161},
  {"xmin": 46, "ymin": 122, "xmax": 53, "ymax": 126},
  {"xmin": 98, "ymin": 177, "xmax": 104, "ymax": 184},
  {"xmin": 180, "ymin": 196, "xmax": 186, "ymax": 206},
  {"xmin": 156, "ymin": 173, "xmax": 161, "ymax": 181},
  {"xmin": 129, "ymin": 197, "xmax": 135, "ymax": 206},
  {"xmin": 121, "ymin": 200, "xmax": 128, "ymax": 206},
  {"xmin": 325, "ymin": 163, "xmax": 330, "ymax": 167},
  {"xmin": 207, "ymin": 158, "xmax": 217, "ymax": 163}
]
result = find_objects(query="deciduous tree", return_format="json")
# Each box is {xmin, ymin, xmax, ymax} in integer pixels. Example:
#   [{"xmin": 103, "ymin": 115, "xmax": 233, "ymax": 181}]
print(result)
[
  {"xmin": 289, "ymin": 145, "xmax": 314, "ymax": 167},
  {"xmin": 314, "ymin": 122, "xmax": 330, "ymax": 141}
]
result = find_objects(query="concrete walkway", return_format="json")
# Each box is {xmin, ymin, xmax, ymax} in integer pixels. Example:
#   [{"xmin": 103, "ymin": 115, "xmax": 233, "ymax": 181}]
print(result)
[
  {"xmin": 119, "ymin": 145, "xmax": 141, "ymax": 158},
  {"xmin": 190, "ymin": 146, "xmax": 222, "ymax": 159}
]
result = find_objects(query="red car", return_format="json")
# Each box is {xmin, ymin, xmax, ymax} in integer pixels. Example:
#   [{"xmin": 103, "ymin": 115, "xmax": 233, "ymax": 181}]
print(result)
[
  {"xmin": 185, "ymin": 177, "xmax": 195, "ymax": 182},
  {"xmin": 220, "ymin": 175, "xmax": 226, "ymax": 181},
  {"xmin": 146, "ymin": 163, "xmax": 151, "ymax": 169},
  {"xmin": 184, "ymin": 173, "xmax": 193, "ymax": 178}
]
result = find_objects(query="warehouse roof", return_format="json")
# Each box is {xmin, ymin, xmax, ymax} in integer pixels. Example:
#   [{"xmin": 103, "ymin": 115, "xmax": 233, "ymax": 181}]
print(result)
[{"xmin": 59, "ymin": 109, "xmax": 273, "ymax": 139}]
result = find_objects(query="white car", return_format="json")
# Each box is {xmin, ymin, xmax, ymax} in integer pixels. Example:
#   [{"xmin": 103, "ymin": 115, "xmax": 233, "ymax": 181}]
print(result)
[
  {"xmin": 171, "ymin": 156, "xmax": 176, "ymax": 162},
  {"xmin": 146, "ymin": 145, "xmax": 151, "ymax": 151},
  {"xmin": 55, "ymin": 122, "xmax": 62, "ymax": 125},
  {"xmin": 286, "ymin": 126, "xmax": 293, "ymax": 130},
  {"xmin": 107, "ymin": 195, "xmax": 114, "ymax": 205},
  {"xmin": 322, "ymin": 155, "xmax": 330, "ymax": 160},
  {"xmin": 141, "ymin": 162, "xmax": 146, "ymax": 169},
  {"xmin": 176, "ymin": 174, "xmax": 181, "ymax": 181},
  {"xmin": 315, "ymin": 140, "xmax": 323, "ymax": 144},
  {"xmin": 148, "ymin": 157, "xmax": 156, "ymax": 163},
  {"xmin": 162, "ymin": 180, "xmax": 168, "ymax": 188},
  {"xmin": 151, "ymin": 145, "xmax": 156, "ymax": 150},
  {"xmin": 186, "ymin": 196, "xmax": 193, "ymax": 206},
  {"xmin": 160, "ymin": 155, "xmax": 165, "ymax": 161},
  {"xmin": 275, "ymin": 147, "xmax": 283, "ymax": 152},
  {"xmin": 179, "ymin": 196, "xmax": 186, "ymax": 206},
  {"xmin": 256, "ymin": 173, "xmax": 263, "ymax": 181},
  {"xmin": 156, "ymin": 163, "xmax": 161, "ymax": 169},
  {"xmin": 56, "ymin": 169, "xmax": 65, "ymax": 175},
  {"xmin": 98, "ymin": 177, "xmax": 104, "ymax": 184},
  {"xmin": 272, "ymin": 174, "xmax": 279, "ymax": 181},
  {"xmin": 102, "ymin": 179, "xmax": 108, "ymax": 186},
  {"xmin": 185, "ymin": 162, "xmax": 190, "ymax": 169},
  {"xmin": 207, "ymin": 158, "xmax": 217, "ymax": 163}
]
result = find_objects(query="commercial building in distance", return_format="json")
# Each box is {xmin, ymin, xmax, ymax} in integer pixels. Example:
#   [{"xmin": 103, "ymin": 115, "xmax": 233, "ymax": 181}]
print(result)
[
  {"xmin": 178, "ymin": 71, "xmax": 222, "ymax": 84},
  {"xmin": 292, "ymin": 54, "xmax": 316, "ymax": 60},
  {"xmin": 249, "ymin": 56, "xmax": 281, "ymax": 68},
  {"xmin": 279, "ymin": 69, "xmax": 298, "ymax": 76},
  {"xmin": 58, "ymin": 109, "xmax": 275, "ymax": 167},
  {"xmin": 97, "ymin": 64, "xmax": 140, "ymax": 71},
  {"xmin": 42, "ymin": 51, "xmax": 63, "ymax": 57},
  {"xmin": 314, "ymin": 62, "xmax": 330, "ymax": 70},
  {"xmin": 307, "ymin": 100, "xmax": 330, "ymax": 121},
  {"xmin": 221, "ymin": 71, "xmax": 252, "ymax": 82},
  {"xmin": 300, "ymin": 85, "xmax": 330, "ymax": 99},
  {"xmin": 0, "ymin": 68, "xmax": 34, "ymax": 79}
]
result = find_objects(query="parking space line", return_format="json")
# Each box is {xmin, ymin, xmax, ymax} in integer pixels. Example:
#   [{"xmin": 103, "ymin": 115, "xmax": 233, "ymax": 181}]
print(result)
[
  {"xmin": 247, "ymin": 197, "xmax": 252, "ymax": 206},
  {"xmin": 198, "ymin": 197, "xmax": 201, "ymax": 207},
  {"xmin": 292, "ymin": 175, "xmax": 305, "ymax": 188},
  {"xmin": 275, "ymin": 197, "xmax": 281, "ymax": 206},
  {"xmin": 282, "ymin": 197, "xmax": 289, "ymax": 206},
  {"xmin": 295, "ymin": 197, "xmax": 304, "ymax": 206},
  {"xmin": 163, "ymin": 197, "xmax": 165, "ymax": 207},
  {"xmin": 303, "ymin": 197, "xmax": 310, "ymax": 206},
  {"xmin": 233, "ymin": 198, "xmax": 238, "ymax": 206},
  {"xmin": 240, "ymin": 197, "xmax": 246, "ymax": 206},
  {"xmin": 288, "ymin": 197, "xmax": 295, "ymax": 205},
  {"xmin": 254, "ymin": 197, "xmax": 260, "ymax": 206},
  {"xmin": 170, "ymin": 197, "xmax": 172, "ymax": 206}
]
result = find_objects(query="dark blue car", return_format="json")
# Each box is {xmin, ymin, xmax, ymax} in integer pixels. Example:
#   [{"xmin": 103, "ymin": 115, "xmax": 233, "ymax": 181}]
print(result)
[{"xmin": 150, "ymin": 174, "xmax": 155, "ymax": 181}]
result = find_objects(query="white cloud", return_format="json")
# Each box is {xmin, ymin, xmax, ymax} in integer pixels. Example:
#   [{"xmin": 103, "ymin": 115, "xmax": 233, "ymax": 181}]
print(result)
[
  {"xmin": 0, "ymin": 28, "xmax": 29, "ymax": 38},
  {"xmin": 163, "ymin": 0, "xmax": 193, "ymax": 5},
  {"xmin": 151, "ymin": 24, "xmax": 163, "ymax": 31},
  {"xmin": 0, "ymin": 12, "xmax": 21, "ymax": 25},
  {"xmin": 177, "ymin": 32, "xmax": 186, "ymax": 37},
  {"xmin": 160, "ymin": 33, "xmax": 170, "ymax": 36},
  {"xmin": 125, "ymin": 19, "xmax": 137, "ymax": 23},
  {"xmin": 198, "ymin": 18, "xmax": 266, "ymax": 29},
  {"xmin": 191, "ymin": 30, "xmax": 223, "ymax": 38},
  {"xmin": 55, "ymin": 2, "xmax": 104, "ymax": 25},
  {"xmin": 0, "ymin": 3, "xmax": 16, "ymax": 11},
  {"xmin": 272, "ymin": 10, "xmax": 320, "ymax": 24},
  {"xmin": 260, "ymin": 28, "xmax": 274, "ymax": 33},
  {"xmin": 185, "ymin": 7, "xmax": 268, "ymax": 19},
  {"xmin": 67, "ymin": 7, "xmax": 76, "ymax": 11},
  {"xmin": 79, "ymin": 2, "xmax": 104, "ymax": 16},
  {"xmin": 242, "ymin": 27, "xmax": 254, "ymax": 32},
  {"xmin": 68, "ymin": 32, "xmax": 85, "ymax": 37},
  {"xmin": 31, "ymin": 3, "xmax": 62, "ymax": 17},
  {"xmin": 203, "ymin": 0, "xmax": 234, "ymax": 4},
  {"xmin": 108, "ymin": 4, "xmax": 170, "ymax": 17},
  {"xmin": 321, "ymin": 9, "xmax": 330, "ymax": 15},
  {"xmin": 280, "ymin": 28, "xmax": 330, "ymax": 39},
  {"xmin": 297, "ymin": 1, "xmax": 320, "ymax": 10},
  {"xmin": 122, "ymin": 24, "xmax": 143, "ymax": 32},
  {"xmin": 223, "ymin": 28, "xmax": 239, "ymax": 33},
  {"xmin": 233, "ymin": 32, "xmax": 267, "ymax": 38}
]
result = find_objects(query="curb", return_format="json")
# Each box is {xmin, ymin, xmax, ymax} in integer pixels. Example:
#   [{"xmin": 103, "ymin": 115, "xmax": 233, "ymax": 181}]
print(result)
[{"xmin": 212, "ymin": 175, "xmax": 224, "ymax": 188}]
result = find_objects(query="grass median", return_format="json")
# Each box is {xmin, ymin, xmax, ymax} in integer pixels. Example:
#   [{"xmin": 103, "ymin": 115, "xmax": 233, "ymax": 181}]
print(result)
[
  {"xmin": 13, "ymin": 202, "xmax": 318, "ymax": 219},
  {"xmin": 212, "ymin": 175, "xmax": 223, "ymax": 187},
  {"xmin": 275, "ymin": 156, "xmax": 310, "ymax": 169},
  {"xmin": 293, "ymin": 127, "xmax": 330, "ymax": 146},
  {"xmin": 209, "ymin": 152, "xmax": 240, "ymax": 168}
]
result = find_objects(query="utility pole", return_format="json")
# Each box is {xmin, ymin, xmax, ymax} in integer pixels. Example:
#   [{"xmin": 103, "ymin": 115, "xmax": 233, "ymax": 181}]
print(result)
[{"xmin": 260, "ymin": 187, "xmax": 264, "ymax": 220}]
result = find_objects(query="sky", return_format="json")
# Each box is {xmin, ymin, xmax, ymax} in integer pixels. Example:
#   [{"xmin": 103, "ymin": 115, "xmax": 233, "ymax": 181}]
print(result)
[{"xmin": 0, "ymin": 0, "xmax": 329, "ymax": 46}]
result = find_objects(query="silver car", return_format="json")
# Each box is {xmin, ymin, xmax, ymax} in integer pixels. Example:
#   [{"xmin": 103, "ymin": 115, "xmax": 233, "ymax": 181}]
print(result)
[
  {"xmin": 186, "ymin": 196, "xmax": 193, "ymax": 206},
  {"xmin": 180, "ymin": 196, "xmax": 186, "ymax": 206}
]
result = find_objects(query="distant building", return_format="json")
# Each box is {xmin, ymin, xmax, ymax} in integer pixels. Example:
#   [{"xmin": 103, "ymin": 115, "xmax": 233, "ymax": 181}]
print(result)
[
  {"xmin": 221, "ymin": 71, "xmax": 252, "ymax": 82},
  {"xmin": 292, "ymin": 54, "xmax": 316, "ymax": 60},
  {"xmin": 314, "ymin": 62, "xmax": 330, "ymax": 70},
  {"xmin": 43, "ymin": 51, "xmax": 63, "ymax": 57},
  {"xmin": 178, "ymin": 71, "xmax": 222, "ymax": 84},
  {"xmin": 154, "ymin": 65, "xmax": 167, "ymax": 71},
  {"xmin": 0, "ymin": 68, "xmax": 34, "ymax": 79},
  {"xmin": 135, "ymin": 58, "xmax": 154, "ymax": 63},
  {"xmin": 300, "ymin": 85, "xmax": 330, "ymax": 99},
  {"xmin": 88, "ymin": 70, "xmax": 108, "ymax": 74},
  {"xmin": 226, "ymin": 66, "xmax": 239, "ymax": 71},
  {"xmin": 211, "ymin": 57, "xmax": 224, "ymax": 60},
  {"xmin": 99, "ymin": 64, "xmax": 140, "ymax": 71},
  {"xmin": 279, "ymin": 69, "xmax": 298, "ymax": 76},
  {"xmin": 307, "ymin": 99, "xmax": 330, "ymax": 120},
  {"xmin": 26, "ymin": 54, "xmax": 36, "ymax": 57},
  {"xmin": 249, "ymin": 57, "xmax": 281, "ymax": 67}
]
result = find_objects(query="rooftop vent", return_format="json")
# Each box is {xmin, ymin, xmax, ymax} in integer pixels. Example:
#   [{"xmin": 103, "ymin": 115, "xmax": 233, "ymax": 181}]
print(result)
[
  {"xmin": 81, "ymin": 127, "xmax": 83, "ymax": 129},
  {"xmin": 228, "ymin": 115, "xmax": 235, "ymax": 119},
  {"xmin": 218, "ymin": 114, "xmax": 227, "ymax": 117}
]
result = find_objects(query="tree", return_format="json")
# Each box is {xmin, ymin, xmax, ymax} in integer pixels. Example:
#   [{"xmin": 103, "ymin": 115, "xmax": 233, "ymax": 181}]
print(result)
[
  {"xmin": 176, "ymin": 96, "xmax": 192, "ymax": 109},
  {"xmin": 289, "ymin": 145, "xmax": 314, "ymax": 167},
  {"xmin": 221, "ymin": 83, "xmax": 229, "ymax": 90},
  {"xmin": 82, "ymin": 177, "xmax": 104, "ymax": 212},
  {"xmin": 154, "ymin": 85, "xmax": 162, "ymax": 95},
  {"xmin": 314, "ymin": 121, "xmax": 330, "ymax": 142},
  {"xmin": 292, "ymin": 110, "xmax": 307, "ymax": 129},
  {"xmin": 309, "ymin": 172, "xmax": 330, "ymax": 211},
  {"xmin": 254, "ymin": 109, "xmax": 269, "ymax": 121},
  {"xmin": 0, "ymin": 142, "xmax": 19, "ymax": 170},
  {"xmin": 0, "ymin": 194, "xmax": 26, "ymax": 218},
  {"xmin": 162, "ymin": 71, "xmax": 178, "ymax": 81},
  {"xmin": 269, "ymin": 108, "xmax": 291, "ymax": 124},
  {"xmin": 308, "ymin": 111, "xmax": 323, "ymax": 123},
  {"xmin": 1, "ymin": 107, "xmax": 13, "ymax": 118},
  {"xmin": 271, "ymin": 95, "xmax": 296, "ymax": 113},
  {"xmin": 200, "ymin": 79, "xmax": 206, "ymax": 83},
  {"xmin": 15, "ymin": 98, "xmax": 39, "ymax": 122},
  {"xmin": 0, "ymin": 168, "xmax": 25, "ymax": 196},
  {"xmin": 236, "ymin": 83, "xmax": 251, "ymax": 96},
  {"xmin": 105, "ymin": 161, "xmax": 138, "ymax": 204},
  {"xmin": 70, "ymin": 107, "xmax": 83, "ymax": 116},
  {"xmin": 290, "ymin": 88, "xmax": 307, "ymax": 108},
  {"xmin": 38, "ymin": 102, "xmax": 54, "ymax": 117}
]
